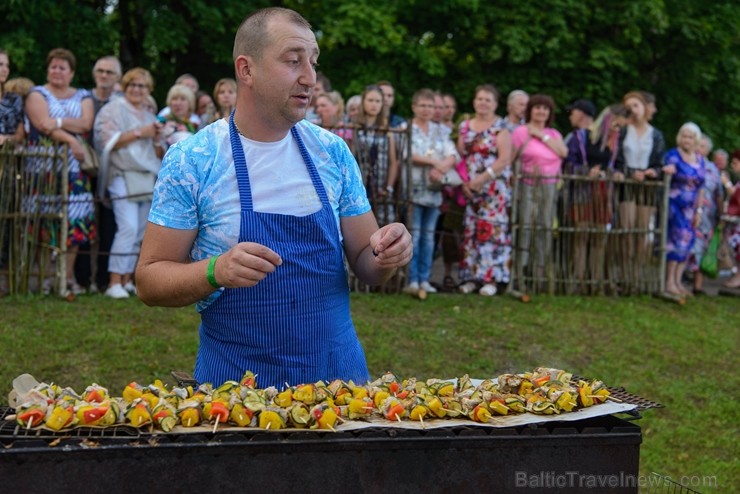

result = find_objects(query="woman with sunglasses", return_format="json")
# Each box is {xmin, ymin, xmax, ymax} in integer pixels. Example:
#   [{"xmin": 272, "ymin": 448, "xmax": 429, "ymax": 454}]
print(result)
[{"xmin": 93, "ymin": 68, "xmax": 163, "ymax": 298}]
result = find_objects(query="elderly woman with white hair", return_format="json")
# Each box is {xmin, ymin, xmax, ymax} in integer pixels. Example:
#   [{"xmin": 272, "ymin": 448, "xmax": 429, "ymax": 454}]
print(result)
[
  {"xmin": 662, "ymin": 122, "xmax": 706, "ymax": 296},
  {"xmin": 161, "ymin": 83, "xmax": 196, "ymax": 149}
]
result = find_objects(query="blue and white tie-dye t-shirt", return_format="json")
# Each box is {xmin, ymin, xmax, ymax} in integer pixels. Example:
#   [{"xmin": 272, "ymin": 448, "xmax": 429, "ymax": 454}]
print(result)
[{"xmin": 148, "ymin": 118, "xmax": 371, "ymax": 310}]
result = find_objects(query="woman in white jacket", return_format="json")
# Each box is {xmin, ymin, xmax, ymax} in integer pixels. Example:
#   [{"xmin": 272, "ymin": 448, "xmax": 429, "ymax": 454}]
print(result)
[{"xmin": 94, "ymin": 68, "xmax": 163, "ymax": 298}]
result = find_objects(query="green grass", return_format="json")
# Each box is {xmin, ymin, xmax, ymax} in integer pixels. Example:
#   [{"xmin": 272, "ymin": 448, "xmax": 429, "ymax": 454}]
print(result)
[{"xmin": 1, "ymin": 293, "xmax": 737, "ymax": 490}]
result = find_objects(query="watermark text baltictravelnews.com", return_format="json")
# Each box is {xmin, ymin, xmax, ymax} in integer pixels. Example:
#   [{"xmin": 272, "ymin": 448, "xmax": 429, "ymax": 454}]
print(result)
[{"xmin": 514, "ymin": 471, "xmax": 718, "ymax": 489}]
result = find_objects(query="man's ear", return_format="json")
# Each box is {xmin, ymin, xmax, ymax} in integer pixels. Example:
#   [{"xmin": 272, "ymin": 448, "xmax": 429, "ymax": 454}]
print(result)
[{"xmin": 235, "ymin": 55, "xmax": 254, "ymax": 86}]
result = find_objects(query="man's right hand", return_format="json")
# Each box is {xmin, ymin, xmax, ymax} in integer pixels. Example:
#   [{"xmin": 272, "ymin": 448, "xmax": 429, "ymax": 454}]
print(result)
[{"xmin": 214, "ymin": 242, "xmax": 283, "ymax": 288}]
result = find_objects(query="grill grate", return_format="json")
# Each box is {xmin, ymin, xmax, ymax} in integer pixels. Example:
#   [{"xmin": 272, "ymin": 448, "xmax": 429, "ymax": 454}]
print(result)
[
  {"xmin": 1, "ymin": 406, "xmax": 641, "ymax": 451},
  {"xmin": 571, "ymin": 375, "xmax": 663, "ymax": 411},
  {"xmin": 0, "ymin": 406, "xmax": 143, "ymax": 441}
]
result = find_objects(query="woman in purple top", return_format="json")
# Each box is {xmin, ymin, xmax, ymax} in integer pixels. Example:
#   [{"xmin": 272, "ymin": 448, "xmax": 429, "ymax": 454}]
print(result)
[{"xmin": 663, "ymin": 122, "xmax": 705, "ymax": 296}]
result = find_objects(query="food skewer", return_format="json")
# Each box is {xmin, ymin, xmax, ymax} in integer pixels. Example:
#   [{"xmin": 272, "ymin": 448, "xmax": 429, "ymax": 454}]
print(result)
[{"xmin": 10, "ymin": 367, "xmax": 626, "ymax": 434}]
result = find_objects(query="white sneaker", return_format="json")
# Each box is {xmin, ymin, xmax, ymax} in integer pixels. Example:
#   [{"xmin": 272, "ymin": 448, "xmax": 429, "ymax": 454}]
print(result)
[
  {"xmin": 89, "ymin": 283, "xmax": 99, "ymax": 294},
  {"xmin": 479, "ymin": 283, "xmax": 497, "ymax": 296},
  {"xmin": 67, "ymin": 280, "xmax": 85, "ymax": 295},
  {"xmin": 403, "ymin": 282, "xmax": 420, "ymax": 295},
  {"xmin": 123, "ymin": 282, "xmax": 137, "ymax": 294},
  {"xmin": 105, "ymin": 284, "xmax": 130, "ymax": 299},
  {"xmin": 458, "ymin": 281, "xmax": 477, "ymax": 294},
  {"xmin": 420, "ymin": 281, "xmax": 437, "ymax": 293}
]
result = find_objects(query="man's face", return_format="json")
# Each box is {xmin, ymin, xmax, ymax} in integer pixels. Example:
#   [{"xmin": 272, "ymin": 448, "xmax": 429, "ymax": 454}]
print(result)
[
  {"xmin": 433, "ymin": 95, "xmax": 444, "ymax": 123},
  {"xmin": 380, "ymin": 85, "xmax": 395, "ymax": 110},
  {"xmin": 510, "ymin": 94, "xmax": 528, "ymax": 120},
  {"xmin": 250, "ymin": 16, "xmax": 319, "ymax": 131},
  {"xmin": 180, "ymin": 77, "xmax": 198, "ymax": 94},
  {"xmin": 714, "ymin": 153, "xmax": 727, "ymax": 170},
  {"xmin": 443, "ymin": 95, "xmax": 456, "ymax": 121},
  {"xmin": 569, "ymin": 109, "xmax": 585, "ymax": 129},
  {"xmin": 94, "ymin": 60, "xmax": 120, "ymax": 90}
]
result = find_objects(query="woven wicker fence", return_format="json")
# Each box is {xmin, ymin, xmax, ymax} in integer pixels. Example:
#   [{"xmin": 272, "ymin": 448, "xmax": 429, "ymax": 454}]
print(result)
[{"xmin": 0, "ymin": 141, "xmax": 69, "ymax": 296}]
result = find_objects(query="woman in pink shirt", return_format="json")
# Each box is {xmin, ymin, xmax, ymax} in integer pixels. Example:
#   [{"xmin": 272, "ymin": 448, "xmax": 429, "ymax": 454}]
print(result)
[{"xmin": 511, "ymin": 94, "xmax": 567, "ymax": 282}]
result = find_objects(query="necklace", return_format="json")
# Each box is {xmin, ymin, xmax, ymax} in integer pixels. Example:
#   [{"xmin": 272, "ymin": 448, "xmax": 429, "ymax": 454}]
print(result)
[{"xmin": 233, "ymin": 118, "xmax": 245, "ymax": 138}]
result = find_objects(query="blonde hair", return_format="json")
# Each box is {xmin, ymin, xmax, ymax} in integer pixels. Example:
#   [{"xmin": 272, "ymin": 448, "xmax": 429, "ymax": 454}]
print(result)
[
  {"xmin": 4, "ymin": 77, "xmax": 35, "ymax": 99},
  {"xmin": 121, "ymin": 68, "xmax": 154, "ymax": 92},
  {"xmin": 316, "ymin": 91, "xmax": 344, "ymax": 123},
  {"xmin": 166, "ymin": 84, "xmax": 196, "ymax": 113}
]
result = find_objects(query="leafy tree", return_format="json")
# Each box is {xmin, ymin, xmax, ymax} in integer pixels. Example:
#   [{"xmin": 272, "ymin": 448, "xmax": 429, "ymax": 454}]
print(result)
[{"xmin": 1, "ymin": 0, "xmax": 737, "ymax": 149}]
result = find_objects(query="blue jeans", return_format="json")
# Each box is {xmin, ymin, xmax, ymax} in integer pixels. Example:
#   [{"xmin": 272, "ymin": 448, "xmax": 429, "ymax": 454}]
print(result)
[{"xmin": 409, "ymin": 204, "xmax": 441, "ymax": 283}]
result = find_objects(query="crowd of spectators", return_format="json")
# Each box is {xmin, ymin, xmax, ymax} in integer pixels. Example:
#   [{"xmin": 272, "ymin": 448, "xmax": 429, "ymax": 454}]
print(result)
[{"xmin": 1, "ymin": 46, "xmax": 739, "ymax": 298}]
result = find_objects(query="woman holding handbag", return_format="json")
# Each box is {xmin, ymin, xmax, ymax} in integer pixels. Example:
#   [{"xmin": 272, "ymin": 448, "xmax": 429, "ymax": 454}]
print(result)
[
  {"xmin": 94, "ymin": 68, "xmax": 163, "ymax": 298},
  {"xmin": 457, "ymin": 84, "xmax": 512, "ymax": 296},
  {"xmin": 405, "ymin": 88, "xmax": 459, "ymax": 297}
]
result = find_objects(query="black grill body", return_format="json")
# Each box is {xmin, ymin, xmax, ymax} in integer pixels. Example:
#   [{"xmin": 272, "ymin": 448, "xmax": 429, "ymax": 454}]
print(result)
[{"xmin": 1, "ymin": 407, "xmax": 641, "ymax": 494}]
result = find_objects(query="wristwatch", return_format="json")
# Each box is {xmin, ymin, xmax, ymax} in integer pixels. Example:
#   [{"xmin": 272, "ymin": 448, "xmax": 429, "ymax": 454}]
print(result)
[
  {"xmin": 542, "ymin": 134, "xmax": 551, "ymax": 142},
  {"xmin": 133, "ymin": 128, "xmax": 142, "ymax": 139}
]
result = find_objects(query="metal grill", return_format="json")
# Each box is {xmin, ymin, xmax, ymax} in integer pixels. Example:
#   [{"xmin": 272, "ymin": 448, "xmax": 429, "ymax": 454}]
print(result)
[
  {"xmin": 1, "ymin": 407, "xmax": 642, "ymax": 493},
  {"xmin": 1, "ymin": 405, "xmax": 640, "ymax": 449},
  {"xmin": 571, "ymin": 375, "xmax": 664, "ymax": 412}
]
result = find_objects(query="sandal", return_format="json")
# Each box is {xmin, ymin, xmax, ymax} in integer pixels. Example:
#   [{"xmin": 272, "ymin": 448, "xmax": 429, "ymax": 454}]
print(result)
[
  {"xmin": 479, "ymin": 283, "xmax": 497, "ymax": 296},
  {"xmin": 458, "ymin": 281, "xmax": 477, "ymax": 294}
]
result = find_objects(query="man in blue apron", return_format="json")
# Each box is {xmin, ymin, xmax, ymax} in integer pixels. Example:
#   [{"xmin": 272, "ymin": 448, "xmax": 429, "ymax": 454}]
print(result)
[{"xmin": 136, "ymin": 7, "xmax": 412, "ymax": 389}]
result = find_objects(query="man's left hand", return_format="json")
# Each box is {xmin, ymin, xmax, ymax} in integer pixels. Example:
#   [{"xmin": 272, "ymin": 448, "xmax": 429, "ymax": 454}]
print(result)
[{"xmin": 370, "ymin": 223, "xmax": 413, "ymax": 269}]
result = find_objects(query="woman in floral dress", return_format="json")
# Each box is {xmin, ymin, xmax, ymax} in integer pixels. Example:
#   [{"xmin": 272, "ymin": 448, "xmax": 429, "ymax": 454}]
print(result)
[
  {"xmin": 457, "ymin": 85, "xmax": 512, "ymax": 296},
  {"xmin": 663, "ymin": 122, "xmax": 705, "ymax": 296}
]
